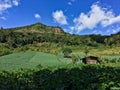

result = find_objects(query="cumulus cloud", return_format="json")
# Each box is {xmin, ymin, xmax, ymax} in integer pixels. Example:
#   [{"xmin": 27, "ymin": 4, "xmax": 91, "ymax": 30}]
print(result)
[
  {"xmin": 71, "ymin": 3, "xmax": 120, "ymax": 33},
  {"xmin": 102, "ymin": 15, "xmax": 120, "ymax": 27},
  {"xmin": 0, "ymin": 0, "xmax": 19, "ymax": 14},
  {"xmin": 34, "ymin": 13, "xmax": 41, "ymax": 19},
  {"xmin": 52, "ymin": 10, "xmax": 68, "ymax": 25}
]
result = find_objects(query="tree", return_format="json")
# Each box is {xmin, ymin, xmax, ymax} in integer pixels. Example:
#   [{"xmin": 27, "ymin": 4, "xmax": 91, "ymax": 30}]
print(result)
[
  {"xmin": 0, "ymin": 27, "xmax": 3, "ymax": 30},
  {"xmin": 63, "ymin": 48, "xmax": 72, "ymax": 58},
  {"xmin": 104, "ymin": 38, "xmax": 108, "ymax": 46},
  {"xmin": 84, "ymin": 47, "xmax": 89, "ymax": 57},
  {"xmin": 71, "ymin": 55, "xmax": 78, "ymax": 64}
]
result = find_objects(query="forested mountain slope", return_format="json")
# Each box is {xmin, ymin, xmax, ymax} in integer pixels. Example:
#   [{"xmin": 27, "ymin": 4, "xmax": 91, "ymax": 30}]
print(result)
[{"xmin": 0, "ymin": 22, "xmax": 119, "ymax": 49}]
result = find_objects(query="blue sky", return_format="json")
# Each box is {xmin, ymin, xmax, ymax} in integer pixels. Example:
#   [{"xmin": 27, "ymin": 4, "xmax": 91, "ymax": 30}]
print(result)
[{"xmin": 0, "ymin": 0, "xmax": 120, "ymax": 35}]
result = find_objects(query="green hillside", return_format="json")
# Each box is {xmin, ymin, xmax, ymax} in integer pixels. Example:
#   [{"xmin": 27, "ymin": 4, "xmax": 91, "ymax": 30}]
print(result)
[
  {"xmin": 0, "ymin": 51, "xmax": 72, "ymax": 71},
  {"xmin": 0, "ymin": 23, "xmax": 120, "ymax": 89},
  {"xmin": 3, "ymin": 23, "xmax": 65, "ymax": 34},
  {"xmin": 0, "ymin": 22, "xmax": 120, "ymax": 57}
]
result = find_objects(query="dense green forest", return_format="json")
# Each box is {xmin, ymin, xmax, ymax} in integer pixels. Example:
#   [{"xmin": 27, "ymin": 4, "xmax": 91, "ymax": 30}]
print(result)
[{"xmin": 0, "ymin": 23, "xmax": 120, "ymax": 56}]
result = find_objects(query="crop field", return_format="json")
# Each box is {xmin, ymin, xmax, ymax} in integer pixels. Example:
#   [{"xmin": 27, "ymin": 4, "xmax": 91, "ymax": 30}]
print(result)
[
  {"xmin": 0, "ymin": 51, "xmax": 73, "ymax": 71},
  {"xmin": 100, "ymin": 55, "xmax": 120, "ymax": 67},
  {"xmin": 0, "ymin": 51, "xmax": 120, "ymax": 71}
]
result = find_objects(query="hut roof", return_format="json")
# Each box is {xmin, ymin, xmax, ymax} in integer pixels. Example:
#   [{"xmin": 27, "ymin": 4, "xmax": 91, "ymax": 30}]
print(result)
[{"xmin": 82, "ymin": 56, "xmax": 99, "ymax": 64}]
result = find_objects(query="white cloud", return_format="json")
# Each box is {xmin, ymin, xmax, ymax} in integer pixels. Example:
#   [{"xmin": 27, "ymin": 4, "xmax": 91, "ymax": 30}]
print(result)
[
  {"xmin": 68, "ymin": 0, "xmax": 75, "ymax": 5},
  {"xmin": 101, "ymin": 15, "xmax": 120, "ymax": 27},
  {"xmin": 107, "ymin": 26, "xmax": 120, "ymax": 34},
  {"xmin": 0, "ymin": 16, "xmax": 6, "ymax": 20},
  {"xmin": 92, "ymin": 30, "xmax": 102, "ymax": 34},
  {"xmin": 69, "ymin": 26, "xmax": 74, "ymax": 30},
  {"xmin": 71, "ymin": 3, "xmax": 120, "ymax": 33},
  {"xmin": 68, "ymin": 2, "xmax": 72, "ymax": 5},
  {"xmin": 52, "ymin": 10, "xmax": 68, "ymax": 25},
  {"xmin": 0, "ymin": 3, "xmax": 12, "ymax": 14},
  {"xmin": 13, "ymin": 0, "xmax": 19, "ymax": 6},
  {"xmin": 34, "ymin": 13, "xmax": 41, "ymax": 19},
  {"xmin": 0, "ymin": 0, "xmax": 19, "ymax": 14}
]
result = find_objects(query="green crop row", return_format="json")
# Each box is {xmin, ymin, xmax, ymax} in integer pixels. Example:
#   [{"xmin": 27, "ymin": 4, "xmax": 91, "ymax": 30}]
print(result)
[{"xmin": 100, "ymin": 56, "xmax": 120, "ymax": 64}]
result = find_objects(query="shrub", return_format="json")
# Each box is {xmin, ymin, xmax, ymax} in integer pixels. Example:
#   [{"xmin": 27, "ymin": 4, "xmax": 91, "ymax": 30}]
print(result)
[
  {"xmin": 0, "ymin": 65, "xmax": 120, "ymax": 90},
  {"xmin": 71, "ymin": 55, "xmax": 78, "ymax": 64},
  {"xmin": 62, "ymin": 48, "xmax": 72, "ymax": 58}
]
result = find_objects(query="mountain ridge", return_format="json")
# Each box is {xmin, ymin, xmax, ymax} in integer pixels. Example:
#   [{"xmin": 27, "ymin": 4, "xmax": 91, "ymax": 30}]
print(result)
[
  {"xmin": 1, "ymin": 22, "xmax": 66, "ymax": 34},
  {"xmin": 1, "ymin": 22, "xmax": 120, "ymax": 36}
]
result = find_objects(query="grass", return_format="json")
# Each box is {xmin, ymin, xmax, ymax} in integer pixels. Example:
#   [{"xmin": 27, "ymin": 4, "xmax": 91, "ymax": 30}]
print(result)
[{"xmin": 104, "ymin": 63, "xmax": 120, "ymax": 67}]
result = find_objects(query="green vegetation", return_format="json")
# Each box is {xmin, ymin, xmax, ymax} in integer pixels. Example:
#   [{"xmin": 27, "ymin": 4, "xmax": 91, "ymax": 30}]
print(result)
[
  {"xmin": 0, "ymin": 65, "xmax": 120, "ymax": 90},
  {"xmin": 0, "ymin": 51, "xmax": 120, "ymax": 71},
  {"xmin": 0, "ymin": 23, "xmax": 120, "ymax": 89},
  {"xmin": 63, "ymin": 48, "xmax": 72, "ymax": 58},
  {"xmin": 0, "ymin": 51, "xmax": 71, "ymax": 71},
  {"xmin": 0, "ymin": 23, "xmax": 120, "ymax": 56}
]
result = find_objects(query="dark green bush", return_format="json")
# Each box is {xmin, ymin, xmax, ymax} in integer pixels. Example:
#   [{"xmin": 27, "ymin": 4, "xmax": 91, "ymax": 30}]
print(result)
[{"xmin": 0, "ymin": 65, "xmax": 120, "ymax": 90}]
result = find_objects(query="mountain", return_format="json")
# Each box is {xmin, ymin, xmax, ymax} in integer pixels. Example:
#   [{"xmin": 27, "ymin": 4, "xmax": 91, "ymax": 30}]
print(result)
[
  {"xmin": 0, "ymin": 22, "xmax": 120, "ymax": 49},
  {"xmin": 3, "ymin": 23, "xmax": 66, "ymax": 34}
]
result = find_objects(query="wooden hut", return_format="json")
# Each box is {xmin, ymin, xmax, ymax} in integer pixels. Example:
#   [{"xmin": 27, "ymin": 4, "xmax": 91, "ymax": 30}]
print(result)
[{"xmin": 82, "ymin": 56, "xmax": 100, "ymax": 64}]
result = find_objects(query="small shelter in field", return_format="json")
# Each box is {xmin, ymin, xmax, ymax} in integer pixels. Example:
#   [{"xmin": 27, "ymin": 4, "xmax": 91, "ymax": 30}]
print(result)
[{"xmin": 82, "ymin": 56, "xmax": 100, "ymax": 64}]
